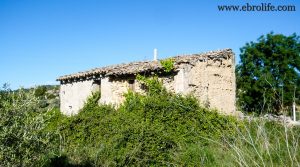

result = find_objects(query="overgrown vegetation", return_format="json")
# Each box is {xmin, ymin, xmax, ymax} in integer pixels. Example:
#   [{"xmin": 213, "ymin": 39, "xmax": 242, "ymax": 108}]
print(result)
[
  {"xmin": 1, "ymin": 71, "xmax": 300, "ymax": 166},
  {"xmin": 0, "ymin": 85, "xmax": 59, "ymax": 166},
  {"xmin": 46, "ymin": 77, "xmax": 299, "ymax": 166},
  {"xmin": 225, "ymin": 120, "xmax": 300, "ymax": 166},
  {"xmin": 34, "ymin": 85, "xmax": 60, "ymax": 109},
  {"xmin": 46, "ymin": 77, "xmax": 241, "ymax": 166},
  {"xmin": 160, "ymin": 58, "xmax": 174, "ymax": 73}
]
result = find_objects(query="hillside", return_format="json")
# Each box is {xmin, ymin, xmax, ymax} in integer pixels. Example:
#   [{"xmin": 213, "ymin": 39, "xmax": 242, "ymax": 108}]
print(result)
[{"xmin": 24, "ymin": 85, "xmax": 60, "ymax": 109}]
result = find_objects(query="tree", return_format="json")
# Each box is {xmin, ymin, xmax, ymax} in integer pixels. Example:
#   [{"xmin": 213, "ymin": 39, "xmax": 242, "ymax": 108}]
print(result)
[
  {"xmin": 34, "ymin": 85, "xmax": 47, "ymax": 97},
  {"xmin": 236, "ymin": 33, "xmax": 300, "ymax": 114}
]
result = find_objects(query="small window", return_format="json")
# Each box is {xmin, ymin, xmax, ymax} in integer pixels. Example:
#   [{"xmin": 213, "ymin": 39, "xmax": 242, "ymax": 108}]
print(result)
[
  {"xmin": 93, "ymin": 80, "xmax": 101, "ymax": 85},
  {"xmin": 128, "ymin": 79, "xmax": 135, "ymax": 91},
  {"xmin": 92, "ymin": 80, "xmax": 101, "ymax": 92}
]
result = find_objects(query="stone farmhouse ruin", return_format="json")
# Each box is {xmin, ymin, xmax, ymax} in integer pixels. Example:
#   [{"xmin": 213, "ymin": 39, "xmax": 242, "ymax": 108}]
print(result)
[{"xmin": 57, "ymin": 49, "xmax": 236, "ymax": 115}]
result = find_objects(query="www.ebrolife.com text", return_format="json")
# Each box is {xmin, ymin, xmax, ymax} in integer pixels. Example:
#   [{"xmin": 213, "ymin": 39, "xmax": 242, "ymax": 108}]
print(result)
[{"xmin": 218, "ymin": 3, "xmax": 296, "ymax": 12}]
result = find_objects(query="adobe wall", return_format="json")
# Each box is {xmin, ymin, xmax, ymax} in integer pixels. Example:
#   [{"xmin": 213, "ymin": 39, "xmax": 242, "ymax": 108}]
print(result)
[
  {"xmin": 98, "ymin": 74, "xmax": 185, "ymax": 107},
  {"xmin": 98, "ymin": 56, "xmax": 235, "ymax": 115},
  {"xmin": 98, "ymin": 76, "xmax": 169, "ymax": 106},
  {"xmin": 158, "ymin": 58, "xmax": 235, "ymax": 114},
  {"xmin": 181, "ymin": 57, "xmax": 236, "ymax": 115},
  {"xmin": 60, "ymin": 80, "xmax": 100, "ymax": 115},
  {"xmin": 99, "ymin": 77, "xmax": 129, "ymax": 106},
  {"xmin": 60, "ymin": 52, "xmax": 235, "ymax": 115}
]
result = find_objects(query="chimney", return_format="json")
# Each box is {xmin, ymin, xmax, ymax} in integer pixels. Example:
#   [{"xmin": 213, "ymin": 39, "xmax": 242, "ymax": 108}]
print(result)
[{"xmin": 154, "ymin": 48, "xmax": 158, "ymax": 61}]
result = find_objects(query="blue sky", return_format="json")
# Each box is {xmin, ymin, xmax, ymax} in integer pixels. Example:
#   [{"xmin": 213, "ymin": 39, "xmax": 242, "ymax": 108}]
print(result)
[{"xmin": 1, "ymin": 0, "xmax": 299, "ymax": 89}]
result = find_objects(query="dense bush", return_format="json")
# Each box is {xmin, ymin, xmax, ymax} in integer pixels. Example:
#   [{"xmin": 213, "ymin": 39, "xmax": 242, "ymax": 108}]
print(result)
[
  {"xmin": 1, "ymin": 80, "xmax": 299, "ymax": 166},
  {"xmin": 53, "ymin": 77, "xmax": 299, "ymax": 166},
  {"xmin": 34, "ymin": 85, "xmax": 48, "ymax": 97},
  {"xmin": 54, "ymin": 77, "xmax": 240, "ymax": 166},
  {"xmin": 0, "ymin": 85, "xmax": 58, "ymax": 166}
]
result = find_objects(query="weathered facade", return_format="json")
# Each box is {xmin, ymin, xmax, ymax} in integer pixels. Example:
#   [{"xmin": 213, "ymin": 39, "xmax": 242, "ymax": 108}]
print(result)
[{"xmin": 57, "ymin": 49, "xmax": 236, "ymax": 115}]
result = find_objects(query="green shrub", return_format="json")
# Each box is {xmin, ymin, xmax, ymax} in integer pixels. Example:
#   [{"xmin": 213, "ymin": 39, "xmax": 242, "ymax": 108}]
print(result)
[
  {"xmin": 56, "ymin": 77, "xmax": 240, "ymax": 166},
  {"xmin": 136, "ymin": 74, "xmax": 165, "ymax": 96},
  {"xmin": 0, "ymin": 86, "xmax": 58, "ymax": 166},
  {"xmin": 160, "ymin": 58, "xmax": 174, "ymax": 73},
  {"xmin": 3, "ymin": 81, "xmax": 299, "ymax": 166},
  {"xmin": 34, "ymin": 85, "xmax": 47, "ymax": 97}
]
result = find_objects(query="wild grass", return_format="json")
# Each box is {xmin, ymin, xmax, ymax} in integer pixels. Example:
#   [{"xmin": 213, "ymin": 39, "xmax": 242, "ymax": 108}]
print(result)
[{"xmin": 224, "ymin": 120, "xmax": 300, "ymax": 167}]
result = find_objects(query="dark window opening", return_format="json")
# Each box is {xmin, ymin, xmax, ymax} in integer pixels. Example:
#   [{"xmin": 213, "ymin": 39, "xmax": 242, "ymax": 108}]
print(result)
[
  {"xmin": 140, "ymin": 84, "xmax": 147, "ymax": 90},
  {"xmin": 92, "ymin": 80, "xmax": 101, "ymax": 90},
  {"xmin": 128, "ymin": 79, "xmax": 135, "ymax": 91},
  {"xmin": 93, "ymin": 79, "xmax": 101, "ymax": 85}
]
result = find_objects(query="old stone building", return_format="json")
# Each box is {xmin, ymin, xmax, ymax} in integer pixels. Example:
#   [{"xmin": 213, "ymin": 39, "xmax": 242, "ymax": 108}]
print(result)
[{"xmin": 57, "ymin": 49, "xmax": 236, "ymax": 115}]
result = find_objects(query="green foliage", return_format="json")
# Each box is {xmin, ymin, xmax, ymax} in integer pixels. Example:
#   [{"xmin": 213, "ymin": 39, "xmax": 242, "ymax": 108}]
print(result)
[
  {"xmin": 225, "ymin": 120, "xmax": 300, "ymax": 166},
  {"xmin": 1, "ymin": 80, "xmax": 300, "ymax": 166},
  {"xmin": 136, "ymin": 74, "xmax": 165, "ymax": 95},
  {"xmin": 236, "ymin": 32, "xmax": 300, "ymax": 114},
  {"xmin": 34, "ymin": 85, "xmax": 47, "ymax": 97},
  {"xmin": 33, "ymin": 85, "xmax": 60, "ymax": 109},
  {"xmin": 81, "ymin": 91, "xmax": 101, "ymax": 112},
  {"xmin": 56, "ymin": 78, "xmax": 240, "ymax": 166},
  {"xmin": 160, "ymin": 58, "xmax": 174, "ymax": 73},
  {"xmin": 0, "ymin": 85, "xmax": 58, "ymax": 166}
]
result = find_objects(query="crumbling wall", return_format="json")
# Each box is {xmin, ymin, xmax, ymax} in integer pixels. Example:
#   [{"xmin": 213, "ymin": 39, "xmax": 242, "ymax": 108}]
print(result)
[
  {"xmin": 99, "ymin": 77, "xmax": 131, "ymax": 106},
  {"xmin": 184, "ymin": 57, "xmax": 236, "ymax": 115},
  {"xmin": 98, "ymin": 75, "xmax": 180, "ymax": 106},
  {"xmin": 60, "ymin": 50, "xmax": 235, "ymax": 115},
  {"xmin": 60, "ymin": 80, "xmax": 100, "ymax": 115},
  {"xmin": 97, "ymin": 56, "xmax": 235, "ymax": 115}
]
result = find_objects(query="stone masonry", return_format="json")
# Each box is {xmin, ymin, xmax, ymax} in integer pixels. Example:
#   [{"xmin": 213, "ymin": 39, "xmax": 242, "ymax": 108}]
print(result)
[{"xmin": 57, "ymin": 49, "xmax": 236, "ymax": 115}]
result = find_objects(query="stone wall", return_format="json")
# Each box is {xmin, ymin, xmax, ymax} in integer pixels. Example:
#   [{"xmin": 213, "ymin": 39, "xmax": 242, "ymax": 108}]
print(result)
[
  {"xmin": 97, "ymin": 74, "xmax": 186, "ymax": 107},
  {"xmin": 160, "ymin": 57, "xmax": 235, "ymax": 114},
  {"xmin": 60, "ymin": 51, "xmax": 235, "ymax": 115},
  {"xmin": 182, "ymin": 57, "xmax": 236, "ymax": 115},
  {"xmin": 60, "ymin": 80, "xmax": 100, "ymax": 115},
  {"xmin": 99, "ymin": 77, "xmax": 130, "ymax": 106}
]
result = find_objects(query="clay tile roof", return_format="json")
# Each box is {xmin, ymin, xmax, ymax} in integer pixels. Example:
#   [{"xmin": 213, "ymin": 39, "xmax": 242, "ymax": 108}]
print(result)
[{"xmin": 57, "ymin": 48, "xmax": 233, "ymax": 81}]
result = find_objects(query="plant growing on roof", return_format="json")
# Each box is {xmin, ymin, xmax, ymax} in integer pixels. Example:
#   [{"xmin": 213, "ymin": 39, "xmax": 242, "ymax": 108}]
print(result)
[{"xmin": 160, "ymin": 58, "xmax": 174, "ymax": 73}]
